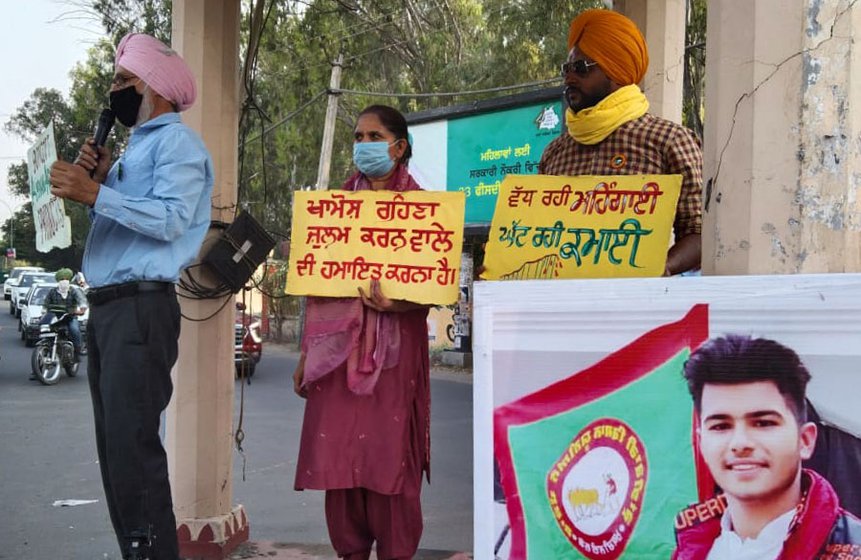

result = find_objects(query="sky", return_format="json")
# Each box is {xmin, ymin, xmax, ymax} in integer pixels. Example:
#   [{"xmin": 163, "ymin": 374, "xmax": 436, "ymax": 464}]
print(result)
[{"xmin": 0, "ymin": 0, "xmax": 102, "ymax": 229}]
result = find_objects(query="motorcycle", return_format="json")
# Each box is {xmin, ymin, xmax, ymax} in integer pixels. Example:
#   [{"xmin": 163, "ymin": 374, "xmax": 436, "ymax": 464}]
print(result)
[{"xmin": 31, "ymin": 313, "xmax": 79, "ymax": 385}]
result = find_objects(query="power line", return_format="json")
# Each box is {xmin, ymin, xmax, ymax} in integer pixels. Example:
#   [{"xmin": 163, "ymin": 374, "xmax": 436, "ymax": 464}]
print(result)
[
  {"xmin": 341, "ymin": 38, "xmax": 410, "ymax": 65},
  {"xmin": 241, "ymin": 90, "xmax": 328, "ymax": 147},
  {"xmin": 240, "ymin": 74, "xmax": 560, "ymax": 146},
  {"xmin": 333, "ymin": 77, "xmax": 562, "ymax": 99},
  {"xmin": 326, "ymin": 9, "xmax": 406, "ymax": 43},
  {"xmin": 239, "ymin": 2, "xmax": 559, "ymax": 146}
]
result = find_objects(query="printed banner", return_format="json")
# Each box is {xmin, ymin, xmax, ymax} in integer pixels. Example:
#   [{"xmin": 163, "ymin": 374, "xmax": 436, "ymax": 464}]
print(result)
[
  {"xmin": 482, "ymin": 174, "xmax": 681, "ymax": 280},
  {"xmin": 447, "ymin": 102, "xmax": 563, "ymax": 223},
  {"xmin": 286, "ymin": 190, "xmax": 465, "ymax": 305},
  {"xmin": 494, "ymin": 305, "xmax": 710, "ymax": 559},
  {"xmin": 27, "ymin": 122, "xmax": 72, "ymax": 252}
]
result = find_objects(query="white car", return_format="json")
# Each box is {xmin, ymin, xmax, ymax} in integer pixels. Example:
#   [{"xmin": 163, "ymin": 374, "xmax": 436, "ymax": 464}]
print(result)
[
  {"xmin": 10, "ymin": 272, "xmax": 55, "ymax": 317},
  {"xmin": 3, "ymin": 266, "xmax": 45, "ymax": 300},
  {"xmin": 19, "ymin": 283, "xmax": 55, "ymax": 346}
]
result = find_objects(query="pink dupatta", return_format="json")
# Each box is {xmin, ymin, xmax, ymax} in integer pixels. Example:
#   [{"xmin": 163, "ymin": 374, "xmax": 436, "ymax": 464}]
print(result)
[{"xmin": 301, "ymin": 164, "xmax": 422, "ymax": 395}]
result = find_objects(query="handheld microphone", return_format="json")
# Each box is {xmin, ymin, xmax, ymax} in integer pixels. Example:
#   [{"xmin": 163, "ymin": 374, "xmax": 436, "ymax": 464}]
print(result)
[
  {"xmin": 93, "ymin": 108, "xmax": 115, "ymax": 148},
  {"xmin": 89, "ymin": 108, "xmax": 115, "ymax": 178}
]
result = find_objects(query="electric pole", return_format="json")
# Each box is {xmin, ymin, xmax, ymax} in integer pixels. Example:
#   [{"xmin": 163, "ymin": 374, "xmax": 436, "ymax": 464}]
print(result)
[{"xmin": 315, "ymin": 54, "xmax": 344, "ymax": 190}]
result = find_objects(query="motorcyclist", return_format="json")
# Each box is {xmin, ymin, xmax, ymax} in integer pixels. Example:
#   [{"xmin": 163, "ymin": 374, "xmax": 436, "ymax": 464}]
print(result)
[{"xmin": 42, "ymin": 268, "xmax": 87, "ymax": 362}]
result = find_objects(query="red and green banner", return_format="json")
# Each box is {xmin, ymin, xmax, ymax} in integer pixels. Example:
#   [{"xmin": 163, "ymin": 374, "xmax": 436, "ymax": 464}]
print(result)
[{"xmin": 494, "ymin": 305, "xmax": 713, "ymax": 559}]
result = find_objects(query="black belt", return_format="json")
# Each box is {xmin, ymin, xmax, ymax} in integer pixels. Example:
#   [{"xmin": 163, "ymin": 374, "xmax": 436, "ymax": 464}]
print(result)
[{"xmin": 87, "ymin": 281, "xmax": 174, "ymax": 306}]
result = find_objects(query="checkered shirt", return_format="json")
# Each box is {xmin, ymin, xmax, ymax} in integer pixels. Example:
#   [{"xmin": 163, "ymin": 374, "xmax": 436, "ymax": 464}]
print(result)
[{"xmin": 538, "ymin": 113, "xmax": 703, "ymax": 240}]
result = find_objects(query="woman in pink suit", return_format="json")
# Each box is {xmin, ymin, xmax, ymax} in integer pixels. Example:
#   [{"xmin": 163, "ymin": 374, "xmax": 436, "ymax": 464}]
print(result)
[{"xmin": 293, "ymin": 105, "xmax": 430, "ymax": 560}]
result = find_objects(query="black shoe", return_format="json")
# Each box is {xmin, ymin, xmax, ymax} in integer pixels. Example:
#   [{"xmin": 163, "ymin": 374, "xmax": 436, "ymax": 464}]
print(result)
[
  {"xmin": 126, "ymin": 530, "xmax": 151, "ymax": 560},
  {"xmin": 127, "ymin": 540, "xmax": 149, "ymax": 560}
]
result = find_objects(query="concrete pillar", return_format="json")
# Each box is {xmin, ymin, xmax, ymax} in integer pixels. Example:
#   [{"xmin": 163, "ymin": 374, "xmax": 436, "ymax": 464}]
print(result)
[
  {"xmin": 615, "ymin": 0, "xmax": 687, "ymax": 123},
  {"xmin": 166, "ymin": 1, "xmax": 248, "ymax": 558},
  {"xmin": 702, "ymin": 0, "xmax": 861, "ymax": 275}
]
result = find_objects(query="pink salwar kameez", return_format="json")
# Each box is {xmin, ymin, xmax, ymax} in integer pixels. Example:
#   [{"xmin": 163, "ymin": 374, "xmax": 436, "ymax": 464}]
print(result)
[{"xmin": 295, "ymin": 165, "xmax": 431, "ymax": 560}]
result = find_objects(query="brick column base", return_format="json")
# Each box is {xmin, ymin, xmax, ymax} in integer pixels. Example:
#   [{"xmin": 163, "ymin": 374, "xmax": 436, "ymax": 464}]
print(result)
[{"xmin": 177, "ymin": 504, "xmax": 249, "ymax": 560}]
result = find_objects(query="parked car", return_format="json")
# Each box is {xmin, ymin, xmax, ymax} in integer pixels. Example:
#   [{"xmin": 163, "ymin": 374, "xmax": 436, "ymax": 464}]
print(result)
[
  {"xmin": 10, "ymin": 272, "xmax": 55, "ymax": 317},
  {"xmin": 235, "ymin": 308, "xmax": 262, "ymax": 378},
  {"xmin": 4, "ymin": 266, "xmax": 45, "ymax": 300}
]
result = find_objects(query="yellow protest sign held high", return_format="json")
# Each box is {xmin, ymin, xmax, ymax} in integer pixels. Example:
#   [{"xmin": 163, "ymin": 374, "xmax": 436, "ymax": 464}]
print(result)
[
  {"xmin": 482, "ymin": 174, "xmax": 681, "ymax": 280},
  {"xmin": 287, "ymin": 190, "xmax": 465, "ymax": 305}
]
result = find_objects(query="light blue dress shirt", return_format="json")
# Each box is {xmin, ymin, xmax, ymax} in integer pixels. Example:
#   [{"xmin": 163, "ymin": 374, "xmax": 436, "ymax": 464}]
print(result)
[{"xmin": 82, "ymin": 112, "xmax": 214, "ymax": 288}]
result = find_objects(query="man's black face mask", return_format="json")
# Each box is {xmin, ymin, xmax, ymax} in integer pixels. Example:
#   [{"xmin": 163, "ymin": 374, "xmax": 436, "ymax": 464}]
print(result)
[{"xmin": 109, "ymin": 85, "xmax": 143, "ymax": 128}]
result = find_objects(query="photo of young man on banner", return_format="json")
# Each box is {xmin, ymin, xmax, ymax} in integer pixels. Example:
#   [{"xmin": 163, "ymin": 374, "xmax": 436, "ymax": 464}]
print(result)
[{"xmin": 673, "ymin": 335, "xmax": 861, "ymax": 559}]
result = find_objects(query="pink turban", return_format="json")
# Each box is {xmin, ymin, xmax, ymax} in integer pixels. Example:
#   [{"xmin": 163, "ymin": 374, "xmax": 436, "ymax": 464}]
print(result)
[{"xmin": 115, "ymin": 33, "xmax": 197, "ymax": 112}]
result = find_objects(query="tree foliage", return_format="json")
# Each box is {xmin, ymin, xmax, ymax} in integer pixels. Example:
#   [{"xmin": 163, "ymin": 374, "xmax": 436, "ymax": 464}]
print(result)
[
  {"xmin": 3, "ymin": 40, "xmax": 119, "ymax": 269},
  {"xmin": 2, "ymin": 0, "xmax": 161, "ymax": 270},
  {"xmin": 237, "ymin": 0, "xmax": 604, "ymax": 245},
  {"xmin": 88, "ymin": 0, "xmax": 172, "ymax": 44},
  {"xmin": 683, "ymin": 0, "xmax": 706, "ymax": 139}
]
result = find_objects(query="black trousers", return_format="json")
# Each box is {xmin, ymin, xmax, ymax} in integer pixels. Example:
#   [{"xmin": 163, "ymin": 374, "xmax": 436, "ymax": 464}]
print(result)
[{"xmin": 87, "ymin": 290, "xmax": 181, "ymax": 560}]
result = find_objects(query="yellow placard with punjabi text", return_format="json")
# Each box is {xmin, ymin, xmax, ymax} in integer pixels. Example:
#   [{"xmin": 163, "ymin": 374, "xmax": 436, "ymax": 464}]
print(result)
[
  {"xmin": 482, "ymin": 174, "xmax": 681, "ymax": 280},
  {"xmin": 287, "ymin": 190, "xmax": 465, "ymax": 305}
]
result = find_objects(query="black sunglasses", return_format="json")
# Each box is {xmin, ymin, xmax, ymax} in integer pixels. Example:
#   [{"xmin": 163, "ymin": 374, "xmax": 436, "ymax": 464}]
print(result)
[{"xmin": 560, "ymin": 59, "xmax": 599, "ymax": 77}]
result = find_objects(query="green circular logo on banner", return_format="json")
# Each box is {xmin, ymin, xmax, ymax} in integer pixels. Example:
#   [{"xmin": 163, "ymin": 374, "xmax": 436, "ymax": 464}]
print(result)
[{"xmin": 546, "ymin": 418, "xmax": 648, "ymax": 560}]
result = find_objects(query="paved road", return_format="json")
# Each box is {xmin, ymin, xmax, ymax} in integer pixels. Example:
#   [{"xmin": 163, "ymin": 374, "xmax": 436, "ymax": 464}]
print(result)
[{"xmin": 0, "ymin": 308, "xmax": 473, "ymax": 559}]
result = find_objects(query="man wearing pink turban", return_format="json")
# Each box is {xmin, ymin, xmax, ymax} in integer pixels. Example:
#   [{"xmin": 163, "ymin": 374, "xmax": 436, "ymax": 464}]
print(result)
[
  {"xmin": 50, "ymin": 33, "xmax": 213, "ymax": 560},
  {"xmin": 539, "ymin": 8, "xmax": 703, "ymax": 275}
]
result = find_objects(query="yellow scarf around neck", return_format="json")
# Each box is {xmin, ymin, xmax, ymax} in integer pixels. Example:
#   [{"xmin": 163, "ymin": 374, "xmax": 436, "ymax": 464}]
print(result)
[{"xmin": 565, "ymin": 84, "xmax": 649, "ymax": 145}]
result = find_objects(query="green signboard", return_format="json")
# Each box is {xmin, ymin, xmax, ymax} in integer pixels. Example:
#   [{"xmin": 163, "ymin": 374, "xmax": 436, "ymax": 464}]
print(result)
[{"xmin": 447, "ymin": 101, "xmax": 564, "ymax": 223}]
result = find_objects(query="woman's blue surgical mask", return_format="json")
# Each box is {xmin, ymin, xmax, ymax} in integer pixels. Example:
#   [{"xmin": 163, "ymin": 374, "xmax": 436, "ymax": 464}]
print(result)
[{"xmin": 353, "ymin": 141, "xmax": 397, "ymax": 178}]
